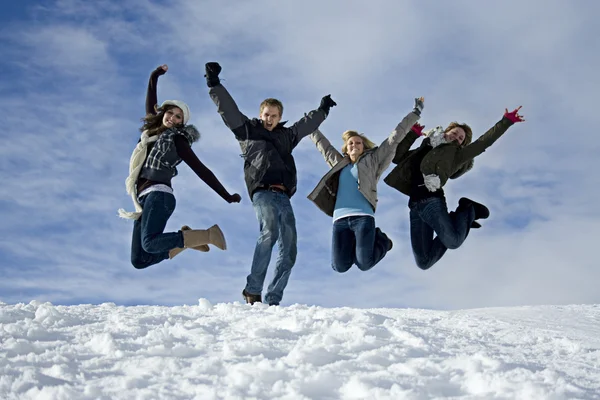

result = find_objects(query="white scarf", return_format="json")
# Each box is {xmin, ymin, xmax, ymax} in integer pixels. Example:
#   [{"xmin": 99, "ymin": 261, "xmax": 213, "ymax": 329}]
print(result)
[
  {"xmin": 117, "ymin": 131, "xmax": 159, "ymax": 220},
  {"xmin": 424, "ymin": 126, "xmax": 449, "ymax": 148}
]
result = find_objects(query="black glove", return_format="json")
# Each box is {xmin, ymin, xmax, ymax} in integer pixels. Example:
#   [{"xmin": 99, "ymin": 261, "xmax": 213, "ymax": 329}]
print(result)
[
  {"xmin": 204, "ymin": 62, "xmax": 222, "ymax": 88},
  {"xmin": 318, "ymin": 94, "xmax": 337, "ymax": 116},
  {"xmin": 227, "ymin": 193, "xmax": 242, "ymax": 203},
  {"xmin": 413, "ymin": 97, "xmax": 424, "ymax": 116}
]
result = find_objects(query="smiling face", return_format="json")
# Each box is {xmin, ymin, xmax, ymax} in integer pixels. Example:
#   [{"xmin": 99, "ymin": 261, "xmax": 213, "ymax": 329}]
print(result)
[
  {"xmin": 259, "ymin": 105, "xmax": 282, "ymax": 132},
  {"xmin": 444, "ymin": 126, "xmax": 466, "ymax": 145},
  {"xmin": 162, "ymin": 106, "xmax": 184, "ymax": 128},
  {"xmin": 346, "ymin": 136, "xmax": 365, "ymax": 162}
]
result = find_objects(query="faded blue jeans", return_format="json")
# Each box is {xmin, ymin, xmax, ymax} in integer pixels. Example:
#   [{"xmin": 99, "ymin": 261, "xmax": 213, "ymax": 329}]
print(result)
[
  {"xmin": 409, "ymin": 196, "xmax": 475, "ymax": 270},
  {"xmin": 331, "ymin": 215, "xmax": 389, "ymax": 273},
  {"xmin": 246, "ymin": 190, "xmax": 297, "ymax": 305},
  {"xmin": 131, "ymin": 191, "xmax": 184, "ymax": 269}
]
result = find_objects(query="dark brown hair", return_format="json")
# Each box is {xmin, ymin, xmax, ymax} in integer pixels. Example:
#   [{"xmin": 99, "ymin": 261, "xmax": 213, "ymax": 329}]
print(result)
[
  {"xmin": 444, "ymin": 122, "xmax": 473, "ymax": 146},
  {"xmin": 140, "ymin": 104, "xmax": 181, "ymax": 136}
]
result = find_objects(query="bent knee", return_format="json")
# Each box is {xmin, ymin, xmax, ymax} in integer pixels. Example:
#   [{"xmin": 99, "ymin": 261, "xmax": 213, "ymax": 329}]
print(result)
[
  {"xmin": 414, "ymin": 257, "xmax": 435, "ymax": 271},
  {"xmin": 131, "ymin": 259, "xmax": 150, "ymax": 270},
  {"xmin": 416, "ymin": 262, "xmax": 433, "ymax": 271},
  {"xmin": 355, "ymin": 262, "xmax": 374, "ymax": 271},
  {"xmin": 331, "ymin": 262, "xmax": 351, "ymax": 273},
  {"xmin": 441, "ymin": 239, "xmax": 463, "ymax": 250}
]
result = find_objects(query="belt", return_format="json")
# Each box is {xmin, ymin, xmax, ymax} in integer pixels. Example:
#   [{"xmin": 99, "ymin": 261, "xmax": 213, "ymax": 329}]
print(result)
[{"xmin": 257, "ymin": 184, "xmax": 287, "ymax": 194}]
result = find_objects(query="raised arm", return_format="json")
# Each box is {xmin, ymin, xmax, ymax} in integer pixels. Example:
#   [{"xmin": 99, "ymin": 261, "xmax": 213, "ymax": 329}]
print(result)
[
  {"xmin": 288, "ymin": 95, "xmax": 336, "ymax": 145},
  {"xmin": 391, "ymin": 123, "xmax": 425, "ymax": 164},
  {"xmin": 310, "ymin": 129, "xmax": 344, "ymax": 168},
  {"xmin": 455, "ymin": 106, "xmax": 525, "ymax": 165},
  {"xmin": 146, "ymin": 65, "xmax": 168, "ymax": 116},
  {"xmin": 373, "ymin": 97, "xmax": 423, "ymax": 172},
  {"xmin": 205, "ymin": 62, "xmax": 249, "ymax": 136},
  {"xmin": 174, "ymin": 136, "xmax": 241, "ymax": 203}
]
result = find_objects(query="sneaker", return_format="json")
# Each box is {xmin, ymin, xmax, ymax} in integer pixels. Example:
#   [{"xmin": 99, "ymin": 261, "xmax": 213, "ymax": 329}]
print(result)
[
  {"xmin": 242, "ymin": 289, "xmax": 262, "ymax": 305},
  {"xmin": 459, "ymin": 198, "xmax": 490, "ymax": 220}
]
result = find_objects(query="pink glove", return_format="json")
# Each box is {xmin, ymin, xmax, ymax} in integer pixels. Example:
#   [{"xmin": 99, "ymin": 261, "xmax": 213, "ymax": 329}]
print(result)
[
  {"xmin": 504, "ymin": 106, "xmax": 525, "ymax": 123},
  {"xmin": 411, "ymin": 122, "xmax": 425, "ymax": 136}
]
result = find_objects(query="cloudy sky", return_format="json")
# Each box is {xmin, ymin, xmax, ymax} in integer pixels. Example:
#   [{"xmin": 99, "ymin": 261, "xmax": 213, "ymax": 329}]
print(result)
[{"xmin": 1, "ymin": 0, "xmax": 598, "ymax": 309}]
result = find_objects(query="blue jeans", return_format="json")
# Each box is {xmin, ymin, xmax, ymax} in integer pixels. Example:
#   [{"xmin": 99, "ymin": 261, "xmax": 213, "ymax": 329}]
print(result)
[
  {"xmin": 246, "ymin": 190, "xmax": 297, "ymax": 305},
  {"xmin": 131, "ymin": 191, "xmax": 184, "ymax": 269},
  {"xmin": 331, "ymin": 215, "xmax": 389, "ymax": 273},
  {"xmin": 409, "ymin": 196, "xmax": 475, "ymax": 270}
]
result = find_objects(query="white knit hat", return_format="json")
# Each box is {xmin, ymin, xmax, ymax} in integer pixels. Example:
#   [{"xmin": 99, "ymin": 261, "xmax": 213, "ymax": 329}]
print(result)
[{"xmin": 160, "ymin": 100, "xmax": 190, "ymax": 124}]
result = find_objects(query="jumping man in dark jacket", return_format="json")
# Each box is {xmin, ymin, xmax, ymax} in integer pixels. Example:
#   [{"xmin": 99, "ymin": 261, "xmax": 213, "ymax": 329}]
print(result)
[{"xmin": 205, "ymin": 62, "xmax": 336, "ymax": 305}]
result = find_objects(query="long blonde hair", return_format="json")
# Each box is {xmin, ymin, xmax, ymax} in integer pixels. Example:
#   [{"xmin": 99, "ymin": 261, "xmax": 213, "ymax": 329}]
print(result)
[{"xmin": 341, "ymin": 130, "xmax": 376, "ymax": 154}]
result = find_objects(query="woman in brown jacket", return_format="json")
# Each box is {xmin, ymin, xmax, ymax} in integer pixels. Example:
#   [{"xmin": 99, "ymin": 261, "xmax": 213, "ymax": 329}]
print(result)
[{"xmin": 383, "ymin": 106, "xmax": 525, "ymax": 270}]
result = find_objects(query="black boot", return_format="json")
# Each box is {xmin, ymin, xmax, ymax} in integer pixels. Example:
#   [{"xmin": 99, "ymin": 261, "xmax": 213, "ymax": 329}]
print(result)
[
  {"xmin": 375, "ymin": 227, "xmax": 393, "ymax": 251},
  {"xmin": 459, "ymin": 197, "xmax": 490, "ymax": 220}
]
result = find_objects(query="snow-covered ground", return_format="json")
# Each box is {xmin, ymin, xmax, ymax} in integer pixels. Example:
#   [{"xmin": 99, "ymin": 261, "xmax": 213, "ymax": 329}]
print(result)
[{"xmin": 1, "ymin": 301, "xmax": 599, "ymax": 399}]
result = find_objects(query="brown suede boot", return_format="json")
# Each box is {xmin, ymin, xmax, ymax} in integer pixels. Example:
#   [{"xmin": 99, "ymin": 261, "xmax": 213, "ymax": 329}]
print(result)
[
  {"xmin": 169, "ymin": 226, "xmax": 210, "ymax": 259},
  {"xmin": 182, "ymin": 224, "xmax": 227, "ymax": 250}
]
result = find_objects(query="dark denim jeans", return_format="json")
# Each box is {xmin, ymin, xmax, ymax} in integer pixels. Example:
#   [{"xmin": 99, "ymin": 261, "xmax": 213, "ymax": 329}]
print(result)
[
  {"xmin": 409, "ymin": 196, "xmax": 475, "ymax": 270},
  {"xmin": 331, "ymin": 215, "xmax": 389, "ymax": 273},
  {"xmin": 246, "ymin": 190, "xmax": 297, "ymax": 305},
  {"xmin": 131, "ymin": 191, "xmax": 184, "ymax": 269}
]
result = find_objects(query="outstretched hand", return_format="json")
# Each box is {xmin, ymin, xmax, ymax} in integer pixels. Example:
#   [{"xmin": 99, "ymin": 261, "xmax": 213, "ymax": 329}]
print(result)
[
  {"xmin": 319, "ymin": 94, "xmax": 337, "ymax": 116},
  {"xmin": 227, "ymin": 193, "xmax": 242, "ymax": 203},
  {"xmin": 413, "ymin": 97, "xmax": 425, "ymax": 115},
  {"xmin": 504, "ymin": 106, "xmax": 525, "ymax": 123},
  {"xmin": 411, "ymin": 122, "xmax": 425, "ymax": 136}
]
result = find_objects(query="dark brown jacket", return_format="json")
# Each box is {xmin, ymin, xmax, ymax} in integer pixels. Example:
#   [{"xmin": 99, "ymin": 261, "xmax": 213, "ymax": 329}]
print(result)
[{"xmin": 384, "ymin": 117, "xmax": 514, "ymax": 198}]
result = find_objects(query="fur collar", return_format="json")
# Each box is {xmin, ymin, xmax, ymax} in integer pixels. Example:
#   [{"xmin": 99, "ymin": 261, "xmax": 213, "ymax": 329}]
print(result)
[
  {"xmin": 180, "ymin": 124, "xmax": 200, "ymax": 143},
  {"xmin": 167, "ymin": 124, "xmax": 200, "ymax": 143},
  {"xmin": 426, "ymin": 126, "xmax": 449, "ymax": 148}
]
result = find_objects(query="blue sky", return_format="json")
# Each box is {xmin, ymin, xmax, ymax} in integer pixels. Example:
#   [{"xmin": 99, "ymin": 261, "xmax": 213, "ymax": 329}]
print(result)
[{"xmin": 1, "ymin": 0, "xmax": 598, "ymax": 309}]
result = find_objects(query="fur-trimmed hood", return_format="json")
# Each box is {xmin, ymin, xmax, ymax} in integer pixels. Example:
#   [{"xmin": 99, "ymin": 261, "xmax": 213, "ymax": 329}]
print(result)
[
  {"xmin": 180, "ymin": 124, "xmax": 201, "ymax": 143},
  {"xmin": 169, "ymin": 124, "xmax": 200, "ymax": 144}
]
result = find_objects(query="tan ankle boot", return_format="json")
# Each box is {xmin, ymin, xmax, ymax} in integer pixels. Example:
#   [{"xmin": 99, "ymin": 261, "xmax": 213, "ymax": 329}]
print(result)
[
  {"xmin": 169, "ymin": 226, "xmax": 210, "ymax": 259},
  {"xmin": 182, "ymin": 224, "xmax": 227, "ymax": 250},
  {"xmin": 181, "ymin": 226, "xmax": 210, "ymax": 252}
]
